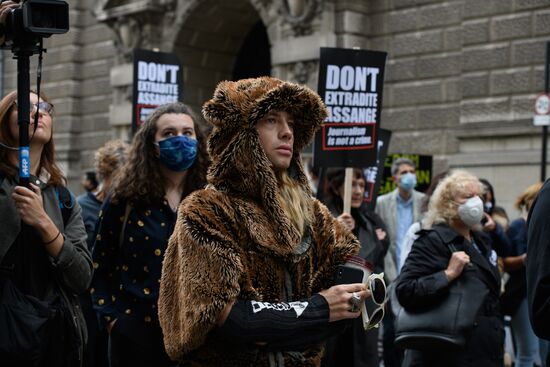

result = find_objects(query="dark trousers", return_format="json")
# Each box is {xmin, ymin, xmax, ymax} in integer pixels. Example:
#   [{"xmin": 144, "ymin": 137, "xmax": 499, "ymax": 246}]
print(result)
[
  {"xmin": 383, "ymin": 300, "xmax": 403, "ymax": 367},
  {"xmin": 322, "ymin": 317, "xmax": 379, "ymax": 367},
  {"xmin": 108, "ymin": 316, "xmax": 174, "ymax": 367},
  {"xmin": 80, "ymin": 293, "xmax": 108, "ymax": 367}
]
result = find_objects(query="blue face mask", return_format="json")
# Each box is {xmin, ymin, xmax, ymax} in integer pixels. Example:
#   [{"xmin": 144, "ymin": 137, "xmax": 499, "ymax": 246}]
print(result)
[
  {"xmin": 157, "ymin": 135, "xmax": 198, "ymax": 172},
  {"xmin": 399, "ymin": 172, "xmax": 417, "ymax": 192}
]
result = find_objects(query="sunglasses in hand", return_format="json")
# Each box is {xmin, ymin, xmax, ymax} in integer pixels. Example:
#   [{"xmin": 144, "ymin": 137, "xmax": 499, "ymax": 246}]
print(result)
[{"xmin": 361, "ymin": 272, "xmax": 387, "ymax": 330}]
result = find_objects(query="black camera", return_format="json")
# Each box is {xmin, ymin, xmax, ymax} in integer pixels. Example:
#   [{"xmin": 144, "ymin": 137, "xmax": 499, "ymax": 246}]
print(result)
[{"xmin": 2, "ymin": 0, "xmax": 69, "ymax": 49}]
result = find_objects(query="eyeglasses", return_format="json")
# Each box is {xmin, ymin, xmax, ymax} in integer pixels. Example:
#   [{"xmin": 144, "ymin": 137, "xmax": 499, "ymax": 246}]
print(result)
[
  {"xmin": 362, "ymin": 272, "xmax": 387, "ymax": 330},
  {"xmin": 13, "ymin": 100, "xmax": 54, "ymax": 115}
]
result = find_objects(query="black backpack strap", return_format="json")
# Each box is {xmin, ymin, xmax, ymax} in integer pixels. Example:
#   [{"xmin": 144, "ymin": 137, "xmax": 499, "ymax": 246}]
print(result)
[{"xmin": 55, "ymin": 185, "xmax": 74, "ymax": 228}]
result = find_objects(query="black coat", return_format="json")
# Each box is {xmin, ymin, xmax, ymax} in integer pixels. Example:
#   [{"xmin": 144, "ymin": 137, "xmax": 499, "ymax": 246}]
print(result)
[
  {"xmin": 395, "ymin": 224, "xmax": 504, "ymax": 367},
  {"xmin": 527, "ymin": 179, "xmax": 550, "ymax": 342}
]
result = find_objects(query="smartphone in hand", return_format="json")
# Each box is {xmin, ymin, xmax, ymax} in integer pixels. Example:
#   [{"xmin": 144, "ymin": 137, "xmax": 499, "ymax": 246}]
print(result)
[{"xmin": 335, "ymin": 264, "xmax": 368, "ymax": 285}]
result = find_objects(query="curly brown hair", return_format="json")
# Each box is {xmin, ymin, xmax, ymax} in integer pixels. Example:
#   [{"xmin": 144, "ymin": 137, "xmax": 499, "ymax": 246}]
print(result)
[
  {"xmin": 112, "ymin": 103, "xmax": 209, "ymax": 205},
  {"xmin": 95, "ymin": 139, "xmax": 129, "ymax": 181},
  {"xmin": 0, "ymin": 90, "xmax": 65, "ymax": 186}
]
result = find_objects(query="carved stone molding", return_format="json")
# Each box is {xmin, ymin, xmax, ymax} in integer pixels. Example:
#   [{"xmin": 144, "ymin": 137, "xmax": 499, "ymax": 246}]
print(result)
[
  {"xmin": 94, "ymin": 0, "xmax": 174, "ymax": 62},
  {"xmin": 250, "ymin": 0, "xmax": 273, "ymax": 9},
  {"xmin": 279, "ymin": 0, "xmax": 324, "ymax": 36},
  {"xmin": 291, "ymin": 60, "xmax": 317, "ymax": 85}
]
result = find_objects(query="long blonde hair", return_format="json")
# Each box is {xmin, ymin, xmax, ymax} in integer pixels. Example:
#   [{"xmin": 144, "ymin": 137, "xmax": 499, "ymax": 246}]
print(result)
[{"xmin": 277, "ymin": 171, "xmax": 312, "ymax": 236}]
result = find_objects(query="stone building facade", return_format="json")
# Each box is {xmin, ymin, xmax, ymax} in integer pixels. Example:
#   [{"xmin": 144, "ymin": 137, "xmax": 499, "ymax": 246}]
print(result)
[{"xmin": 3, "ymin": 0, "xmax": 550, "ymax": 215}]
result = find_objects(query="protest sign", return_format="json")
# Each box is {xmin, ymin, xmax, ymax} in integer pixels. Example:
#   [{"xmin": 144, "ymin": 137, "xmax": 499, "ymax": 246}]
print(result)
[
  {"xmin": 315, "ymin": 129, "xmax": 392, "ymax": 211},
  {"xmin": 132, "ymin": 49, "xmax": 183, "ymax": 131},
  {"xmin": 363, "ymin": 129, "xmax": 392, "ymax": 211},
  {"xmin": 313, "ymin": 47, "xmax": 387, "ymax": 168},
  {"xmin": 378, "ymin": 153, "xmax": 433, "ymax": 195}
]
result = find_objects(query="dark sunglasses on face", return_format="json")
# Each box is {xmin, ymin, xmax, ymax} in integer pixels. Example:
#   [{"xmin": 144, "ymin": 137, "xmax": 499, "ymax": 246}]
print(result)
[
  {"xmin": 362, "ymin": 273, "xmax": 388, "ymax": 330},
  {"xmin": 13, "ymin": 100, "xmax": 54, "ymax": 115}
]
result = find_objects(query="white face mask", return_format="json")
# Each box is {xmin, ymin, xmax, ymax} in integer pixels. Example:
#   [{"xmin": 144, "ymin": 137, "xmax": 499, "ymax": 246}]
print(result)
[{"xmin": 457, "ymin": 196, "xmax": 484, "ymax": 227}]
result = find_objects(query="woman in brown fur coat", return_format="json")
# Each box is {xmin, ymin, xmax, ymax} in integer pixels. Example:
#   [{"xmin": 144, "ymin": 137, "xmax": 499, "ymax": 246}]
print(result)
[{"xmin": 159, "ymin": 77, "xmax": 369, "ymax": 366}]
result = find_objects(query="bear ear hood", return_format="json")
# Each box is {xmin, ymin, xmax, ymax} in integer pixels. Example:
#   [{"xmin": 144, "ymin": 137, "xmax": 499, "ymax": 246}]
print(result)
[
  {"xmin": 203, "ymin": 77, "xmax": 327, "ymax": 156},
  {"xmin": 202, "ymin": 76, "xmax": 327, "ymax": 198}
]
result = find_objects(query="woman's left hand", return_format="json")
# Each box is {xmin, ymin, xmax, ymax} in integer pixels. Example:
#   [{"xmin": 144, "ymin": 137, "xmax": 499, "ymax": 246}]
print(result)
[{"xmin": 12, "ymin": 183, "xmax": 50, "ymax": 228}]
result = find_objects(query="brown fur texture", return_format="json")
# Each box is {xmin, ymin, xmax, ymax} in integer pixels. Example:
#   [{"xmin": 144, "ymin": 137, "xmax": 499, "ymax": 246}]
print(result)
[{"xmin": 158, "ymin": 77, "xmax": 359, "ymax": 366}]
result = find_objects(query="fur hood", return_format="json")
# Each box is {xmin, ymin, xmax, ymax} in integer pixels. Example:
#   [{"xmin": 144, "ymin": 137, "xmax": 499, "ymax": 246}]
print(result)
[
  {"xmin": 203, "ymin": 76, "xmax": 327, "ymax": 199},
  {"xmin": 158, "ymin": 77, "xmax": 358, "ymax": 365}
]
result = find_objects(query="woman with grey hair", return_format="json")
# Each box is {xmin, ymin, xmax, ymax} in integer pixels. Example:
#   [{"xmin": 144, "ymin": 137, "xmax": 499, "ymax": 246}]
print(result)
[{"xmin": 395, "ymin": 170, "xmax": 504, "ymax": 367}]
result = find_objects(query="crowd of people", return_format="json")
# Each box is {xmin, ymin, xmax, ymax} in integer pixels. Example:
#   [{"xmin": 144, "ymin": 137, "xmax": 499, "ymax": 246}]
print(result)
[{"xmin": 1, "ymin": 75, "xmax": 549, "ymax": 367}]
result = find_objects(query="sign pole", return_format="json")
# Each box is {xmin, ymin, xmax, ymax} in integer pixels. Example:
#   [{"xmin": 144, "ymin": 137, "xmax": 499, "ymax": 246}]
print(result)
[
  {"xmin": 542, "ymin": 41, "xmax": 550, "ymax": 182},
  {"xmin": 343, "ymin": 167, "xmax": 353, "ymax": 214}
]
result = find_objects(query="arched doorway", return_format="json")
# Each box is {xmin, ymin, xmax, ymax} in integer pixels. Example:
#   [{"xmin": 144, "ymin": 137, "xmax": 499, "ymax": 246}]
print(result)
[
  {"xmin": 232, "ymin": 20, "xmax": 271, "ymax": 80},
  {"xmin": 171, "ymin": 0, "xmax": 271, "ymax": 112}
]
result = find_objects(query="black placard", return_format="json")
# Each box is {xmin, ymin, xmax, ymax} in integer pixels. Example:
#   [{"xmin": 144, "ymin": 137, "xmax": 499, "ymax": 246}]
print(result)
[
  {"xmin": 363, "ymin": 129, "xmax": 392, "ymax": 211},
  {"xmin": 314, "ymin": 47, "xmax": 387, "ymax": 168},
  {"xmin": 132, "ymin": 49, "xmax": 184, "ymax": 132},
  {"xmin": 378, "ymin": 153, "xmax": 433, "ymax": 195}
]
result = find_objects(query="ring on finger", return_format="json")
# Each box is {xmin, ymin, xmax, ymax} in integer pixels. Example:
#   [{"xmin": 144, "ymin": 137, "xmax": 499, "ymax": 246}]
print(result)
[{"xmin": 349, "ymin": 291, "xmax": 361, "ymax": 312}]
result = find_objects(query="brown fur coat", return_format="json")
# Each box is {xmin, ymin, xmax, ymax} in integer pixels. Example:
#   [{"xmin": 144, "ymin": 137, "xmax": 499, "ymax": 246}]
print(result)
[{"xmin": 158, "ymin": 77, "xmax": 359, "ymax": 366}]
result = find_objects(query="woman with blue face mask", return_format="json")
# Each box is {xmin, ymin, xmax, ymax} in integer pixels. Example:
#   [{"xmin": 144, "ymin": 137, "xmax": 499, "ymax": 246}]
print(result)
[{"xmin": 90, "ymin": 102, "xmax": 209, "ymax": 367}]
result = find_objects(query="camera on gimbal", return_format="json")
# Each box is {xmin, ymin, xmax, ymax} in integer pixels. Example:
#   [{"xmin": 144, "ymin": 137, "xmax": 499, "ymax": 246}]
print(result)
[
  {"xmin": 1, "ymin": 0, "xmax": 69, "ymax": 187},
  {"xmin": 1, "ymin": 0, "xmax": 69, "ymax": 50}
]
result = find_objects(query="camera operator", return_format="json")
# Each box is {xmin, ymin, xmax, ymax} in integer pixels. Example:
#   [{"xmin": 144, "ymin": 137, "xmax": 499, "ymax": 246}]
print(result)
[{"xmin": 0, "ymin": 90, "xmax": 92, "ymax": 367}]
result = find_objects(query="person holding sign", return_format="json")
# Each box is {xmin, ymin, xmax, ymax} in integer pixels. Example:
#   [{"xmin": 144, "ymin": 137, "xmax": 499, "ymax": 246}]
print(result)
[
  {"xmin": 321, "ymin": 168, "xmax": 389, "ymax": 367},
  {"xmin": 91, "ymin": 102, "xmax": 209, "ymax": 367},
  {"xmin": 158, "ymin": 77, "xmax": 370, "ymax": 366}
]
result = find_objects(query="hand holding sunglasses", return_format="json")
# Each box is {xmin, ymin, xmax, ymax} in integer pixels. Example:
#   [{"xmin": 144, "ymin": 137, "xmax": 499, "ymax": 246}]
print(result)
[{"xmin": 361, "ymin": 272, "xmax": 388, "ymax": 330}]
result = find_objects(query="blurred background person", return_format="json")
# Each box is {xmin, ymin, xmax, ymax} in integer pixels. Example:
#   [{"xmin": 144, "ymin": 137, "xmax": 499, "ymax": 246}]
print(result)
[
  {"xmin": 77, "ymin": 139, "xmax": 129, "ymax": 367},
  {"xmin": 91, "ymin": 103, "xmax": 209, "ymax": 367},
  {"xmin": 0, "ymin": 90, "xmax": 92, "ymax": 366},
  {"xmin": 321, "ymin": 167, "xmax": 389, "ymax": 367},
  {"xmin": 398, "ymin": 171, "xmax": 448, "ymax": 272},
  {"xmin": 479, "ymin": 178, "xmax": 511, "ymax": 257},
  {"xmin": 492, "ymin": 206, "xmax": 510, "ymax": 233},
  {"xmin": 77, "ymin": 139, "xmax": 129, "ymax": 250},
  {"xmin": 375, "ymin": 157, "xmax": 425, "ymax": 367},
  {"xmin": 80, "ymin": 171, "xmax": 98, "ymax": 194},
  {"xmin": 396, "ymin": 170, "xmax": 504, "ymax": 367},
  {"xmin": 501, "ymin": 182, "xmax": 545, "ymax": 367}
]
